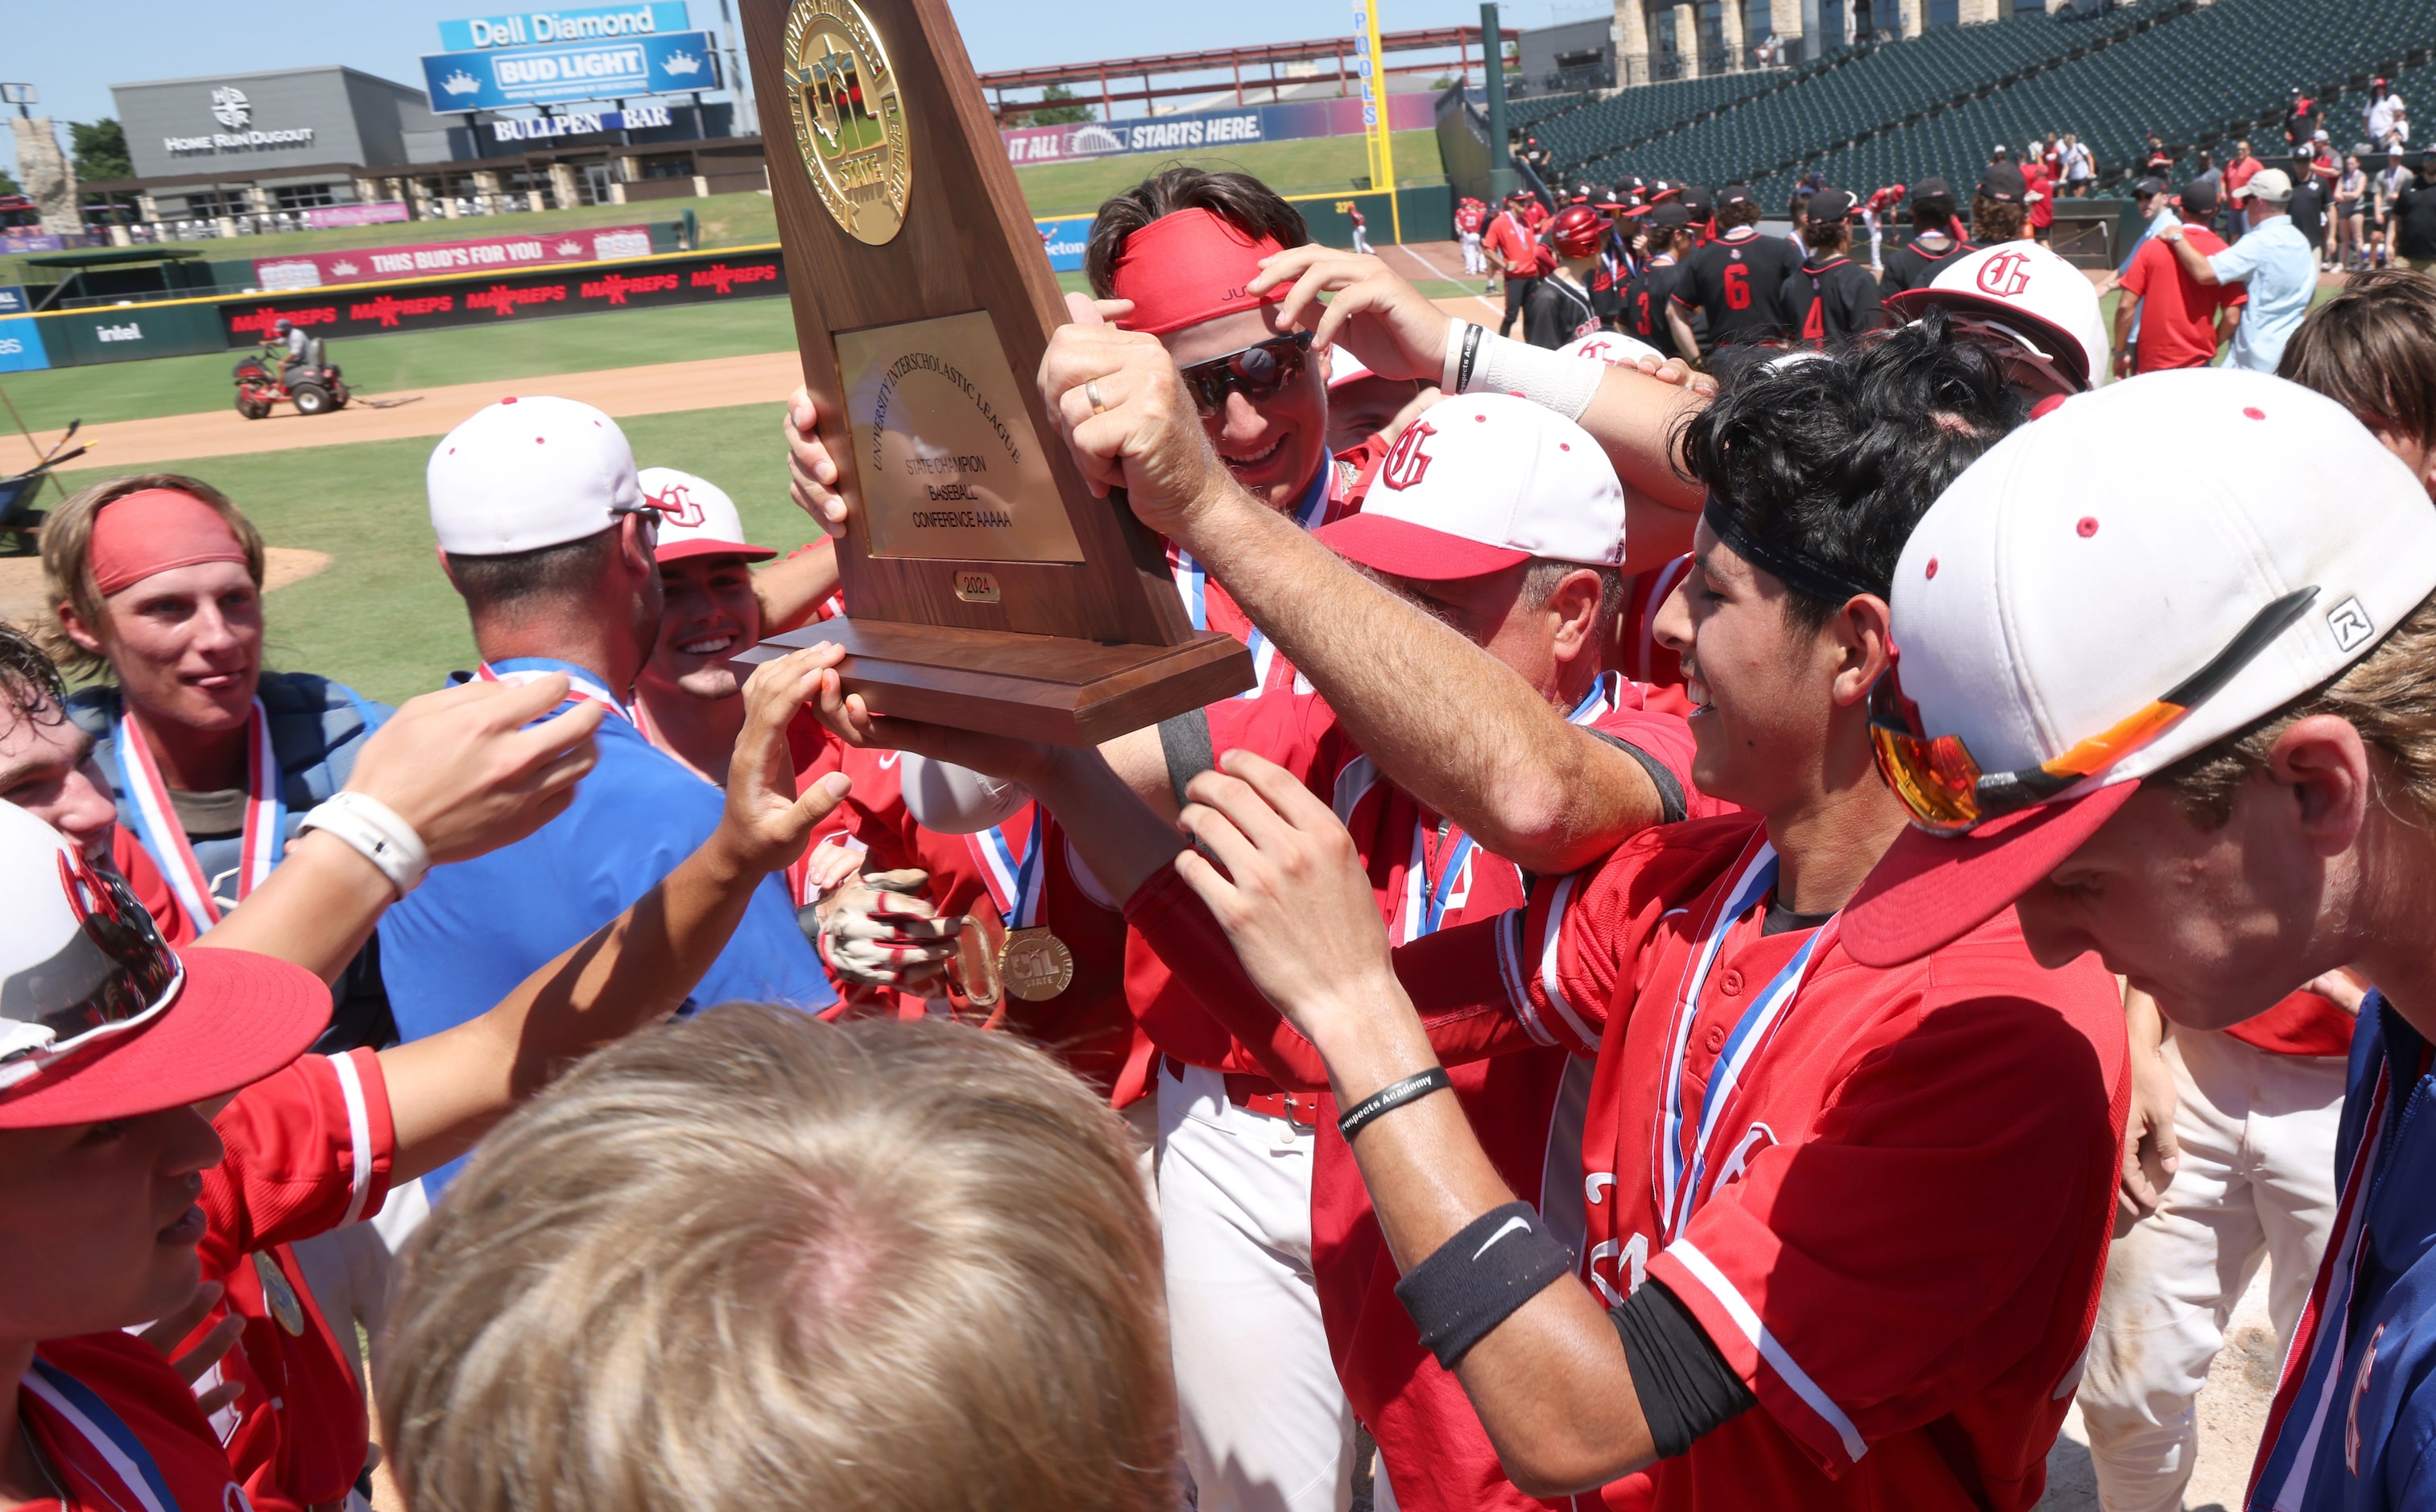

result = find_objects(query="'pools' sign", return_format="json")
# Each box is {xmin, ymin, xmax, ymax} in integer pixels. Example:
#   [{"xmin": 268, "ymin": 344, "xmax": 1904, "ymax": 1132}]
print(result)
[
  {"xmin": 439, "ymin": 3, "xmax": 689, "ymax": 50},
  {"xmin": 490, "ymin": 104, "xmax": 672, "ymax": 140},
  {"xmin": 421, "ymin": 30, "xmax": 718, "ymax": 110}
]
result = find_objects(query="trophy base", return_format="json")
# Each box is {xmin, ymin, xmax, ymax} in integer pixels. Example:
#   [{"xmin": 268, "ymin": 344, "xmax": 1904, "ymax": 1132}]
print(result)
[{"xmin": 733, "ymin": 618, "xmax": 1256, "ymax": 746}]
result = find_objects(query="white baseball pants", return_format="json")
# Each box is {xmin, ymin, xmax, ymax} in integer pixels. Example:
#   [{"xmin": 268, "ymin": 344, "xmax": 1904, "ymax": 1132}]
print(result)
[
  {"xmin": 1157, "ymin": 1061, "xmax": 1356, "ymax": 1512},
  {"xmin": 1462, "ymin": 232, "xmax": 1485, "ymax": 275},
  {"xmin": 2077, "ymin": 1027, "xmax": 2346, "ymax": 1512}
]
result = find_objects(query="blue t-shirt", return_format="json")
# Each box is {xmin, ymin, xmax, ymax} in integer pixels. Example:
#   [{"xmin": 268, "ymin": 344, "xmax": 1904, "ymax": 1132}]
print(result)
[
  {"xmin": 2248, "ymin": 993, "xmax": 2436, "ymax": 1510},
  {"xmin": 378, "ymin": 658, "xmax": 833, "ymax": 1189},
  {"xmin": 2207, "ymin": 215, "xmax": 2316, "ymax": 374}
]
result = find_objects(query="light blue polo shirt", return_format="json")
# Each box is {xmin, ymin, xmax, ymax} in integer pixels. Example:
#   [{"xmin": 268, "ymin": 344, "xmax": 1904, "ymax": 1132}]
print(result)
[
  {"xmin": 2206, "ymin": 214, "xmax": 2315, "ymax": 373},
  {"xmin": 378, "ymin": 655, "xmax": 833, "ymax": 1192}
]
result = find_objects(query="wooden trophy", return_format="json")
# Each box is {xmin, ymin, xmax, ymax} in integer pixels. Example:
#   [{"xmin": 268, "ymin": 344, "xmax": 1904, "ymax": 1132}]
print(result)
[{"xmin": 730, "ymin": 0, "xmax": 1254, "ymax": 744}]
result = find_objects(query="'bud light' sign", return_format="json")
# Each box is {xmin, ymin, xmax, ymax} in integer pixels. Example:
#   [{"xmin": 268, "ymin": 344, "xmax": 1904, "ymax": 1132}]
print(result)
[{"xmin": 421, "ymin": 29, "xmax": 718, "ymax": 110}]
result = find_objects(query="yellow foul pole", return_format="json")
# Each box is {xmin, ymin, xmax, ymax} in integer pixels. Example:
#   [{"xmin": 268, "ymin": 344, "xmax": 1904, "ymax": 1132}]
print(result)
[{"xmin": 1354, "ymin": 1, "xmax": 1401, "ymax": 242}]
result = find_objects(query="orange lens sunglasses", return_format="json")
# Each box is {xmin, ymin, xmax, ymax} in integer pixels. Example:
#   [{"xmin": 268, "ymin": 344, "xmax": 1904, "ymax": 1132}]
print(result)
[{"xmin": 1869, "ymin": 588, "xmax": 2318, "ymax": 833}]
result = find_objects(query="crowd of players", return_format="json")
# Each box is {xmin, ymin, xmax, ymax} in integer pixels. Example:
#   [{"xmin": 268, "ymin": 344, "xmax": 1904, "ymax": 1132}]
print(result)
[{"xmin": 7, "ymin": 146, "xmax": 2436, "ymax": 1512}]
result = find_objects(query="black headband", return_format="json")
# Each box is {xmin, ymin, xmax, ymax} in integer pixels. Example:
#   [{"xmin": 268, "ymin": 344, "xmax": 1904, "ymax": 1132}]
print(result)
[{"xmin": 1702, "ymin": 494, "xmax": 1886, "ymax": 606}]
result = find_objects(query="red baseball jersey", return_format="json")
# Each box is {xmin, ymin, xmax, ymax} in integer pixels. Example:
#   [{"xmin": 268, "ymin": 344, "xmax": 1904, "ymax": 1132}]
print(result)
[
  {"xmin": 1457, "ymin": 204, "xmax": 1487, "ymax": 234},
  {"xmin": 21, "ymin": 1333, "xmax": 254, "ymax": 1512},
  {"xmin": 1126, "ymin": 675, "xmax": 1722, "ymax": 1512},
  {"xmin": 1614, "ymin": 556, "xmax": 1692, "ymax": 718},
  {"xmin": 1484, "ymin": 211, "xmax": 1556, "ymax": 278},
  {"xmin": 1129, "ymin": 812, "xmax": 2126, "ymax": 1511},
  {"xmin": 113, "ymin": 828, "xmax": 195, "ymax": 948},
  {"xmin": 181, "ymin": 1048, "xmax": 396, "ymax": 1512},
  {"xmin": 2226, "ymin": 988, "xmax": 2356, "ymax": 1058}
]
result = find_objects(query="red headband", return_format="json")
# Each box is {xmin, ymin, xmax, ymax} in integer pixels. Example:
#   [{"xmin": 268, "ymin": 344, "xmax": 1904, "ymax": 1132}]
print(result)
[
  {"xmin": 89, "ymin": 490, "xmax": 247, "ymax": 597},
  {"xmin": 1110, "ymin": 209, "xmax": 1288, "ymax": 337}
]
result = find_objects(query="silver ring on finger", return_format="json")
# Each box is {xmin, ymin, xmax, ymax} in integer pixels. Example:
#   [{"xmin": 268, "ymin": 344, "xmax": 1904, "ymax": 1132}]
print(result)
[{"xmin": 1085, "ymin": 378, "xmax": 1108, "ymax": 415}]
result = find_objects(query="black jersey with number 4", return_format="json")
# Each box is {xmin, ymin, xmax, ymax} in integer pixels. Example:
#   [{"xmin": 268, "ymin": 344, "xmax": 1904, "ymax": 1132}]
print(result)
[
  {"xmin": 1670, "ymin": 228, "xmax": 1804, "ymax": 347},
  {"xmin": 1784, "ymin": 254, "xmax": 1888, "ymax": 343}
]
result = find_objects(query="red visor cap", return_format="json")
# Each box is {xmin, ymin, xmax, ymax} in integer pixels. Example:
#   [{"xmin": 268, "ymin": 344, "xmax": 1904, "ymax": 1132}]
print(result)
[{"xmin": 1839, "ymin": 779, "xmax": 2140, "ymax": 969}]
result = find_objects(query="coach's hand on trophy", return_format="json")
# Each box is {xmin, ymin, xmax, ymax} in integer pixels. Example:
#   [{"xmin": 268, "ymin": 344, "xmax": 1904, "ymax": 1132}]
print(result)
[
  {"xmin": 1040, "ymin": 311, "xmax": 1238, "ymax": 542},
  {"xmin": 784, "ymin": 386, "xmax": 849, "ymax": 538}
]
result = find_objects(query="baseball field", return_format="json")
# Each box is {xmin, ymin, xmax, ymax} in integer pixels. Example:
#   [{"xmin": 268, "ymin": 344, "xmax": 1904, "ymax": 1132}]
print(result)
[{"xmin": 0, "ymin": 134, "xmax": 2214, "ymax": 714}]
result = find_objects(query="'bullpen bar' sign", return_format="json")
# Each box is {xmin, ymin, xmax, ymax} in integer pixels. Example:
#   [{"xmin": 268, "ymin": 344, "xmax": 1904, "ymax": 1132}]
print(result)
[
  {"xmin": 219, "ymin": 246, "xmax": 784, "ymax": 342},
  {"xmin": 254, "ymin": 225, "xmax": 654, "ymax": 291}
]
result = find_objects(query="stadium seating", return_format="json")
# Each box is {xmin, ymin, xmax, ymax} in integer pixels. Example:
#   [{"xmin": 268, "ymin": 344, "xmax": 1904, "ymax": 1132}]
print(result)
[
  {"xmin": 1773, "ymin": 0, "xmax": 2436, "ymax": 204},
  {"xmin": 1512, "ymin": 0, "xmax": 2436, "ymax": 217},
  {"xmin": 1575, "ymin": 1, "xmax": 2180, "ymax": 192}
]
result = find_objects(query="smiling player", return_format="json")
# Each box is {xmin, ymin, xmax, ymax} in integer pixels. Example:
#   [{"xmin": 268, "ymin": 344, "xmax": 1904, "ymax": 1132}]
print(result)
[{"xmin": 631, "ymin": 467, "xmax": 778, "ymax": 788}]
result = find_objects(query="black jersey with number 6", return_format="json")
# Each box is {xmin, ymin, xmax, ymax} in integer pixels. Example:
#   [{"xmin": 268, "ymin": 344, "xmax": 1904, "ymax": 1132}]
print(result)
[{"xmin": 1670, "ymin": 227, "xmax": 1803, "ymax": 347}]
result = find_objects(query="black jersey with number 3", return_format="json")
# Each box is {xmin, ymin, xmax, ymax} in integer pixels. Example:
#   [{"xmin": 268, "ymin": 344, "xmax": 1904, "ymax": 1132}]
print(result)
[
  {"xmin": 1783, "ymin": 254, "xmax": 1888, "ymax": 343},
  {"xmin": 1670, "ymin": 228, "xmax": 1804, "ymax": 346},
  {"xmin": 1624, "ymin": 258, "xmax": 1692, "ymax": 358}
]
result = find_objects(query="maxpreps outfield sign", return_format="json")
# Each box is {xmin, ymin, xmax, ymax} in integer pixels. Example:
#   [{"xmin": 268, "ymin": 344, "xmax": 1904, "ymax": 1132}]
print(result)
[
  {"xmin": 421, "ymin": 29, "xmax": 718, "ymax": 111},
  {"xmin": 438, "ymin": 4, "xmax": 690, "ymax": 50}
]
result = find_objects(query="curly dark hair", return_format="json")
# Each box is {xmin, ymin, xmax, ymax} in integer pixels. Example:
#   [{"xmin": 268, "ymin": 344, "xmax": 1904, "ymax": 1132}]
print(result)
[
  {"xmin": 1677, "ymin": 311, "xmax": 2031, "ymax": 630},
  {"xmin": 0, "ymin": 620, "xmax": 68, "ymax": 725},
  {"xmin": 1082, "ymin": 164, "xmax": 1309, "ymax": 300}
]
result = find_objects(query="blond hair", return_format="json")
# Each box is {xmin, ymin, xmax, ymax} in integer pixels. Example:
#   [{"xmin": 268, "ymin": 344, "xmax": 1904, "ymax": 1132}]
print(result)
[
  {"xmin": 38, "ymin": 473, "xmax": 265, "ymax": 678},
  {"xmin": 2161, "ymin": 592, "xmax": 2436, "ymax": 828},
  {"xmin": 379, "ymin": 1005, "xmax": 1175, "ymax": 1512}
]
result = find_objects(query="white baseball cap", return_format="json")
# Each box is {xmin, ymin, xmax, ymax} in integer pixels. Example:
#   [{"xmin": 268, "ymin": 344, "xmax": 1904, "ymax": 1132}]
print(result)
[
  {"xmin": 428, "ymin": 395, "xmax": 654, "ymax": 556},
  {"xmin": 639, "ymin": 467, "xmax": 775, "ymax": 564},
  {"xmin": 1562, "ymin": 332, "xmax": 1665, "ymax": 368},
  {"xmin": 0, "ymin": 803, "xmax": 323, "ymax": 1127},
  {"xmin": 1843, "ymin": 370, "xmax": 2436, "ymax": 967},
  {"xmin": 1313, "ymin": 394, "xmax": 1625, "ymax": 580},
  {"xmin": 2233, "ymin": 167, "xmax": 2294, "ymax": 203},
  {"xmin": 1326, "ymin": 345, "xmax": 1375, "ymax": 389},
  {"xmin": 1883, "ymin": 240, "xmax": 2108, "ymax": 392}
]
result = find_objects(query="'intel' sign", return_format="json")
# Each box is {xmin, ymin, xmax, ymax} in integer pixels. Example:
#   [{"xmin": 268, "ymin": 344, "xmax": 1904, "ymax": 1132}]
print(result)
[
  {"xmin": 439, "ymin": 4, "xmax": 689, "ymax": 51},
  {"xmin": 422, "ymin": 30, "xmax": 718, "ymax": 111}
]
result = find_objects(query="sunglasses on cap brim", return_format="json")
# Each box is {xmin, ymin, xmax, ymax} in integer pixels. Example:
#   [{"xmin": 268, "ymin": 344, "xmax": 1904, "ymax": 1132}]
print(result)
[
  {"xmin": 0, "ymin": 858, "xmax": 185, "ymax": 1090},
  {"xmin": 1180, "ymin": 331, "xmax": 1316, "ymax": 416},
  {"xmin": 1867, "ymin": 588, "xmax": 2318, "ymax": 833},
  {"xmin": 1937, "ymin": 313, "xmax": 2086, "ymax": 402}
]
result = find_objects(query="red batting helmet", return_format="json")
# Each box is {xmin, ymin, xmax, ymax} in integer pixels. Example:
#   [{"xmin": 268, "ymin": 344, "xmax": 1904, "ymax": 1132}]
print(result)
[{"xmin": 1546, "ymin": 204, "xmax": 1606, "ymax": 257}]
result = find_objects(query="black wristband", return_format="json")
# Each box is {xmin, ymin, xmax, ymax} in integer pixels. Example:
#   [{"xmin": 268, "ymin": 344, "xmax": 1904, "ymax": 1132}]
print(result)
[
  {"xmin": 1457, "ymin": 322, "xmax": 1485, "ymax": 391},
  {"xmin": 1394, "ymin": 1200, "xmax": 1576, "ymax": 1370},
  {"xmin": 1336, "ymin": 1067, "xmax": 1452, "ymax": 1142}
]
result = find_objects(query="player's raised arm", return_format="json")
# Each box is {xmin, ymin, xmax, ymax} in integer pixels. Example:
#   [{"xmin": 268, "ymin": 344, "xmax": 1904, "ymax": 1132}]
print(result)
[{"xmin": 372, "ymin": 647, "xmax": 850, "ymax": 1179}]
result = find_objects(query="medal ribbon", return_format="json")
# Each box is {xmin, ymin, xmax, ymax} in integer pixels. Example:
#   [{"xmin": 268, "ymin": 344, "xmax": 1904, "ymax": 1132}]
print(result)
[
  {"xmin": 114, "ymin": 698, "xmax": 281, "ymax": 931},
  {"xmin": 1171, "ymin": 452, "xmax": 1335, "ymax": 694},
  {"xmin": 971, "ymin": 808, "xmax": 1048, "ymax": 929},
  {"xmin": 2248, "ymin": 1036, "xmax": 2398, "ymax": 1507},
  {"xmin": 22, "ymin": 1357, "xmax": 182, "ymax": 1512},
  {"xmin": 475, "ymin": 660, "xmax": 635, "ymax": 725},
  {"xmin": 1652, "ymin": 834, "xmax": 1841, "ymax": 1244},
  {"xmin": 1408, "ymin": 678, "xmax": 1613, "ymax": 940}
]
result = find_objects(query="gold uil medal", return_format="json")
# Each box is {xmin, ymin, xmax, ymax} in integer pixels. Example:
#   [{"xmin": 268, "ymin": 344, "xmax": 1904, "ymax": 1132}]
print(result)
[
  {"xmin": 254, "ymin": 1250, "xmax": 307, "ymax": 1336},
  {"xmin": 999, "ymin": 927, "xmax": 1075, "ymax": 1002},
  {"xmin": 784, "ymin": 0, "xmax": 912, "ymax": 245}
]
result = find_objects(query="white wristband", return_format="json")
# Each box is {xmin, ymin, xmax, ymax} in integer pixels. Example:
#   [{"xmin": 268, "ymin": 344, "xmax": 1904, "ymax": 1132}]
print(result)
[
  {"xmin": 300, "ymin": 791, "xmax": 430, "ymax": 898},
  {"xmin": 1449, "ymin": 324, "xmax": 1603, "ymax": 421}
]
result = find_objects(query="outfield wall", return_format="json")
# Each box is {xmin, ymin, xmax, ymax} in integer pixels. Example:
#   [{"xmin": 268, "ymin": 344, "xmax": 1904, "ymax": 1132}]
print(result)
[
  {"xmin": 1032, "ymin": 182, "xmax": 1454, "ymax": 271},
  {"xmin": 0, "ymin": 243, "xmax": 788, "ymax": 370},
  {"xmin": 1004, "ymin": 93, "xmax": 1437, "ymax": 167}
]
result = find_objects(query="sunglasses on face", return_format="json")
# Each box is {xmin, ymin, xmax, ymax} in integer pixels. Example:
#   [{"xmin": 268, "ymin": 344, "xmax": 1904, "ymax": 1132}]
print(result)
[
  {"xmin": 1867, "ymin": 588, "xmax": 2318, "ymax": 834},
  {"xmin": 1180, "ymin": 331, "xmax": 1316, "ymax": 416}
]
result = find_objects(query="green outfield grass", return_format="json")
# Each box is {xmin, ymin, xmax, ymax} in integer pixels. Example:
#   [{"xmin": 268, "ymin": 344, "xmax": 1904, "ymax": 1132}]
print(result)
[
  {"xmin": 0, "ymin": 192, "xmax": 783, "ymax": 291},
  {"xmin": 1015, "ymin": 128, "xmax": 1443, "ymax": 217},
  {"xmin": 178, "ymin": 402, "xmax": 805, "ymax": 708},
  {"xmin": 0, "ymin": 298, "xmax": 804, "ymax": 432}
]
